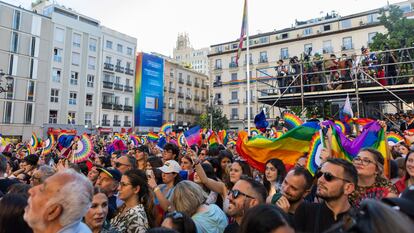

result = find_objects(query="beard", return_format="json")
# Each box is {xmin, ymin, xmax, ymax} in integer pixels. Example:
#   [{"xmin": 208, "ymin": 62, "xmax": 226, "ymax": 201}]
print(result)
[{"xmin": 316, "ymin": 185, "xmax": 345, "ymax": 201}]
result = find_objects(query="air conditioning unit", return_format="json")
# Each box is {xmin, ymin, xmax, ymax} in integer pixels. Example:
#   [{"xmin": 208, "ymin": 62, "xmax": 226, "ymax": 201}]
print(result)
[
  {"xmin": 275, "ymin": 35, "xmax": 280, "ymax": 40},
  {"xmin": 317, "ymin": 30, "xmax": 321, "ymax": 34},
  {"xmin": 359, "ymin": 21, "xmax": 364, "ymax": 26}
]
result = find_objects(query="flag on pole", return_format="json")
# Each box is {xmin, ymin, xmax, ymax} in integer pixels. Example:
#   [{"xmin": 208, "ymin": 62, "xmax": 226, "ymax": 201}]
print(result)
[
  {"xmin": 340, "ymin": 94, "xmax": 354, "ymax": 123},
  {"xmin": 236, "ymin": 0, "xmax": 248, "ymax": 65}
]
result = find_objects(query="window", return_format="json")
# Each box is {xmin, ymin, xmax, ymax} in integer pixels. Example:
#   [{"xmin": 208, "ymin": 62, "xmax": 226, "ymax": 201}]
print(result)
[
  {"xmin": 29, "ymin": 59, "xmax": 35, "ymax": 79},
  {"xmin": 304, "ymin": 43, "xmax": 312, "ymax": 54},
  {"xmin": 303, "ymin": 28, "xmax": 312, "ymax": 35},
  {"xmin": 231, "ymin": 73, "xmax": 238, "ymax": 81},
  {"xmin": 125, "ymin": 97, "xmax": 130, "ymax": 106},
  {"xmin": 117, "ymin": 44, "xmax": 123, "ymax": 53},
  {"xmin": 88, "ymin": 56, "xmax": 96, "ymax": 70},
  {"xmin": 70, "ymin": 71, "xmax": 78, "ymax": 85},
  {"xmin": 72, "ymin": 52, "xmax": 80, "ymax": 66},
  {"xmin": 5, "ymin": 77, "xmax": 14, "ymax": 100},
  {"xmin": 341, "ymin": 19, "xmax": 351, "ymax": 29},
  {"xmin": 280, "ymin": 48, "xmax": 289, "ymax": 59},
  {"xmin": 126, "ymin": 79, "xmax": 130, "ymax": 87},
  {"xmin": 68, "ymin": 112, "xmax": 76, "ymax": 124},
  {"xmin": 116, "ymin": 59, "xmax": 122, "ymax": 67},
  {"xmin": 3, "ymin": 102, "xmax": 12, "ymax": 123},
  {"xmin": 85, "ymin": 113, "xmax": 92, "ymax": 125},
  {"xmin": 281, "ymin": 33, "xmax": 288, "ymax": 39},
  {"xmin": 50, "ymin": 89, "xmax": 59, "ymax": 103},
  {"xmin": 53, "ymin": 48, "xmax": 62, "ymax": 62},
  {"xmin": 30, "ymin": 37, "xmax": 36, "ymax": 57},
  {"xmin": 69, "ymin": 92, "xmax": 77, "ymax": 105},
  {"xmin": 368, "ymin": 32, "xmax": 377, "ymax": 44},
  {"xmin": 126, "ymin": 62, "xmax": 131, "ymax": 70},
  {"xmin": 342, "ymin": 37, "xmax": 353, "ymax": 50},
  {"xmin": 231, "ymin": 91, "xmax": 238, "ymax": 100},
  {"xmin": 215, "ymin": 59, "xmax": 222, "ymax": 69},
  {"xmin": 259, "ymin": 37, "xmax": 269, "ymax": 43},
  {"xmin": 323, "ymin": 25, "xmax": 331, "ymax": 31},
  {"xmin": 73, "ymin": 33, "xmax": 81, "ymax": 47},
  {"xmin": 86, "ymin": 94, "xmax": 93, "ymax": 106},
  {"xmin": 11, "ymin": 32, "xmax": 18, "ymax": 53},
  {"xmin": 27, "ymin": 81, "xmax": 35, "ymax": 101},
  {"xmin": 13, "ymin": 10, "xmax": 21, "ymax": 30},
  {"xmin": 52, "ymin": 69, "xmax": 61, "ymax": 82},
  {"xmin": 89, "ymin": 38, "xmax": 97, "ymax": 52},
  {"xmin": 24, "ymin": 103, "xmax": 33, "ymax": 124},
  {"xmin": 244, "ymin": 53, "xmax": 252, "ymax": 64},
  {"xmin": 115, "ymin": 76, "xmax": 121, "ymax": 84},
  {"xmin": 323, "ymin": 40, "xmax": 333, "ymax": 54},
  {"xmin": 106, "ymin": 40, "xmax": 113, "ymax": 49},
  {"xmin": 54, "ymin": 28, "xmax": 65, "ymax": 43},
  {"xmin": 127, "ymin": 47, "xmax": 133, "ymax": 55},
  {"xmin": 231, "ymin": 108, "xmax": 238, "ymax": 119},
  {"xmin": 367, "ymin": 13, "xmax": 379, "ymax": 23},
  {"xmin": 49, "ymin": 110, "xmax": 57, "ymax": 124},
  {"xmin": 8, "ymin": 54, "xmax": 15, "ymax": 75},
  {"xmin": 259, "ymin": 51, "xmax": 267, "ymax": 63},
  {"xmin": 87, "ymin": 75, "xmax": 94, "ymax": 87}
]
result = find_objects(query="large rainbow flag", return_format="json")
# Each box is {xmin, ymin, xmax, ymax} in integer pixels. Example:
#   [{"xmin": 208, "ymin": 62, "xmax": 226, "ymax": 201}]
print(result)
[{"xmin": 236, "ymin": 122, "xmax": 320, "ymax": 172}]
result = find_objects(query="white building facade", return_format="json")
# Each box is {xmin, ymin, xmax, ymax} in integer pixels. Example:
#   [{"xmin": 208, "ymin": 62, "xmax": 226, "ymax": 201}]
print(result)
[{"xmin": 173, "ymin": 33, "xmax": 210, "ymax": 75}]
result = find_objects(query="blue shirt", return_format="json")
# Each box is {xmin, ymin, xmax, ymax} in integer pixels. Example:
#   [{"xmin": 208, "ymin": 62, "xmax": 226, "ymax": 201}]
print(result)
[{"xmin": 192, "ymin": 204, "xmax": 228, "ymax": 233}]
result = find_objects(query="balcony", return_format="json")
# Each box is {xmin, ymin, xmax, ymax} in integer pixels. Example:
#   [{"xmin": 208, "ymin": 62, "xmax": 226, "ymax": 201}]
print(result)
[
  {"xmin": 194, "ymin": 96, "xmax": 200, "ymax": 101},
  {"xmin": 231, "ymin": 115, "xmax": 239, "ymax": 120},
  {"xmin": 178, "ymin": 92, "xmax": 184, "ymax": 98},
  {"xmin": 244, "ymin": 60, "xmax": 253, "ymax": 66},
  {"xmin": 229, "ymin": 62, "xmax": 238, "ymax": 68},
  {"xmin": 229, "ymin": 99, "xmax": 239, "ymax": 104},
  {"xmin": 168, "ymin": 104, "xmax": 175, "ymax": 109},
  {"xmin": 103, "ymin": 81, "xmax": 113, "ymax": 89},
  {"xmin": 53, "ymin": 55, "xmax": 62, "ymax": 63},
  {"xmin": 114, "ymin": 83, "xmax": 124, "ymax": 91},
  {"xmin": 201, "ymin": 97, "xmax": 207, "ymax": 102},
  {"xmin": 125, "ymin": 68, "xmax": 134, "ymax": 75},
  {"xmin": 113, "ymin": 104, "xmax": 123, "ymax": 111},
  {"xmin": 213, "ymin": 81, "xmax": 222, "ymax": 87},
  {"xmin": 259, "ymin": 57, "xmax": 268, "ymax": 63},
  {"xmin": 102, "ymin": 102, "xmax": 113, "ymax": 110},
  {"xmin": 113, "ymin": 120, "xmax": 121, "ymax": 127},
  {"xmin": 186, "ymin": 108, "xmax": 193, "ymax": 114},
  {"xmin": 341, "ymin": 44, "xmax": 354, "ymax": 51},
  {"xmin": 115, "ymin": 65, "xmax": 124, "ymax": 73},
  {"xmin": 104, "ymin": 63, "xmax": 114, "ymax": 71},
  {"xmin": 243, "ymin": 97, "xmax": 256, "ymax": 103},
  {"xmin": 178, "ymin": 78, "xmax": 184, "ymax": 84},
  {"xmin": 322, "ymin": 47, "xmax": 334, "ymax": 54},
  {"xmin": 216, "ymin": 99, "xmax": 223, "ymax": 105},
  {"xmin": 186, "ymin": 95, "xmax": 192, "ymax": 100},
  {"xmin": 124, "ymin": 86, "xmax": 133, "ymax": 92},
  {"xmin": 186, "ymin": 80, "xmax": 192, "ymax": 86},
  {"xmin": 123, "ymin": 121, "xmax": 131, "ymax": 127},
  {"xmin": 101, "ymin": 119, "xmax": 110, "ymax": 126},
  {"xmin": 169, "ymin": 87, "xmax": 175, "ymax": 93},
  {"xmin": 178, "ymin": 108, "xmax": 184, "ymax": 113},
  {"xmin": 214, "ymin": 65, "xmax": 222, "ymax": 70},
  {"xmin": 124, "ymin": 105, "xmax": 133, "ymax": 112},
  {"xmin": 201, "ymin": 84, "xmax": 207, "ymax": 89},
  {"xmin": 194, "ymin": 82, "xmax": 200, "ymax": 88}
]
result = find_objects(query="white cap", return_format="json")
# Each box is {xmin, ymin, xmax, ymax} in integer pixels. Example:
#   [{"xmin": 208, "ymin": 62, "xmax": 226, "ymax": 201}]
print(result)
[
  {"xmin": 388, "ymin": 141, "xmax": 397, "ymax": 146},
  {"xmin": 159, "ymin": 160, "xmax": 181, "ymax": 173}
]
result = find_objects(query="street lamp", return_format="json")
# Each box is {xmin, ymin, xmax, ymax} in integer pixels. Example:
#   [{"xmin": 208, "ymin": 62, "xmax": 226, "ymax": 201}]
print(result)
[{"xmin": 0, "ymin": 69, "xmax": 13, "ymax": 93}]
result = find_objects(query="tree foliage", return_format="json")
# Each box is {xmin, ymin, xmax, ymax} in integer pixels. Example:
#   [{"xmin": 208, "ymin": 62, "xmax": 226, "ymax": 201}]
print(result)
[
  {"xmin": 370, "ymin": 5, "xmax": 414, "ymax": 51},
  {"xmin": 196, "ymin": 107, "xmax": 229, "ymax": 131}
]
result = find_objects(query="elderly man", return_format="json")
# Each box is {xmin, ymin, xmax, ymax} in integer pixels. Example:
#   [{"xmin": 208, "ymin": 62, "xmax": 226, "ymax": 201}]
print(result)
[
  {"xmin": 24, "ymin": 169, "xmax": 93, "ymax": 233},
  {"xmin": 30, "ymin": 165, "xmax": 56, "ymax": 186}
]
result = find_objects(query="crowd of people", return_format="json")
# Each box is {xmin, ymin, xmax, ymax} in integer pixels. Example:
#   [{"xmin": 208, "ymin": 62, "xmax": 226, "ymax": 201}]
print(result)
[
  {"xmin": 273, "ymin": 46, "xmax": 414, "ymax": 94},
  {"xmin": 1, "ymin": 113, "xmax": 414, "ymax": 233}
]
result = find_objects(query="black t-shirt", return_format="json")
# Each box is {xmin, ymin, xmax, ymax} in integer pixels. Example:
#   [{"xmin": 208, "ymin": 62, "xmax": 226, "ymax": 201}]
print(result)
[
  {"xmin": 107, "ymin": 195, "xmax": 117, "ymax": 220},
  {"xmin": 0, "ymin": 178, "xmax": 19, "ymax": 194},
  {"xmin": 294, "ymin": 201, "xmax": 352, "ymax": 233},
  {"xmin": 224, "ymin": 222, "xmax": 239, "ymax": 233}
]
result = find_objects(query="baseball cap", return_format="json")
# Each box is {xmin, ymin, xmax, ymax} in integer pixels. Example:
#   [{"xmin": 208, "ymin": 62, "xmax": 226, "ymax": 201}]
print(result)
[
  {"xmin": 97, "ymin": 167, "xmax": 122, "ymax": 182},
  {"xmin": 383, "ymin": 185, "xmax": 414, "ymax": 219},
  {"xmin": 24, "ymin": 154, "xmax": 39, "ymax": 166},
  {"xmin": 158, "ymin": 160, "xmax": 181, "ymax": 174},
  {"xmin": 137, "ymin": 145, "xmax": 150, "ymax": 155}
]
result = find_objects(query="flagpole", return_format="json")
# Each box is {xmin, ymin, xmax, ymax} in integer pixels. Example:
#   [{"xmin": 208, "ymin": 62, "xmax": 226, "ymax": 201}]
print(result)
[{"xmin": 246, "ymin": 0, "xmax": 251, "ymax": 136}]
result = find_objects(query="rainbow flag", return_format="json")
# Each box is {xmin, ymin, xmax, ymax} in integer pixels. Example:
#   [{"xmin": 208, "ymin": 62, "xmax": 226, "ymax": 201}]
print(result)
[
  {"xmin": 140, "ymin": 136, "xmax": 148, "ymax": 145},
  {"xmin": 160, "ymin": 122, "xmax": 173, "ymax": 136},
  {"xmin": 147, "ymin": 132, "xmax": 159, "ymax": 142},
  {"xmin": 29, "ymin": 132, "xmax": 39, "ymax": 150},
  {"xmin": 42, "ymin": 133, "xmax": 55, "ymax": 156},
  {"xmin": 177, "ymin": 133, "xmax": 187, "ymax": 148},
  {"xmin": 387, "ymin": 132, "xmax": 404, "ymax": 144},
  {"xmin": 250, "ymin": 128, "xmax": 261, "ymax": 136},
  {"xmin": 236, "ymin": 0, "xmax": 248, "ymax": 65},
  {"xmin": 208, "ymin": 131, "xmax": 219, "ymax": 149},
  {"xmin": 184, "ymin": 125, "xmax": 201, "ymax": 146},
  {"xmin": 351, "ymin": 118, "xmax": 374, "ymax": 126},
  {"xmin": 218, "ymin": 130, "xmax": 228, "ymax": 146},
  {"xmin": 284, "ymin": 112, "xmax": 303, "ymax": 130},
  {"xmin": 306, "ymin": 131, "xmax": 324, "ymax": 176},
  {"xmin": 237, "ymin": 122, "xmax": 320, "ymax": 172},
  {"xmin": 130, "ymin": 134, "xmax": 140, "ymax": 146},
  {"xmin": 113, "ymin": 133, "xmax": 123, "ymax": 142},
  {"xmin": 228, "ymin": 140, "xmax": 236, "ymax": 147},
  {"xmin": 334, "ymin": 120, "xmax": 346, "ymax": 134}
]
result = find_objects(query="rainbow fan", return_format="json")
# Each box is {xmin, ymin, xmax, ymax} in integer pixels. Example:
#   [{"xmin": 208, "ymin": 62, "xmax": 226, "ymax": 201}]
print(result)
[
  {"xmin": 228, "ymin": 140, "xmax": 236, "ymax": 147},
  {"xmin": 148, "ymin": 132, "xmax": 159, "ymax": 142},
  {"xmin": 160, "ymin": 122, "xmax": 173, "ymax": 136},
  {"xmin": 72, "ymin": 134, "xmax": 93, "ymax": 163},
  {"xmin": 387, "ymin": 132, "xmax": 404, "ymax": 144},
  {"xmin": 42, "ymin": 133, "xmax": 55, "ymax": 155},
  {"xmin": 29, "ymin": 132, "xmax": 39, "ymax": 150},
  {"xmin": 306, "ymin": 131, "xmax": 324, "ymax": 176},
  {"xmin": 140, "ymin": 136, "xmax": 148, "ymax": 145},
  {"xmin": 112, "ymin": 133, "xmax": 123, "ymax": 142},
  {"xmin": 334, "ymin": 120, "xmax": 346, "ymax": 134},
  {"xmin": 283, "ymin": 112, "xmax": 303, "ymax": 130},
  {"xmin": 177, "ymin": 133, "xmax": 187, "ymax": 148},
  {"xmin": 130, "ymin": 135, "xmax": 140, "ymax": 146},
  {"xmin": 250, "ymin": 128, "xmax": 261, "ymax": 137}
]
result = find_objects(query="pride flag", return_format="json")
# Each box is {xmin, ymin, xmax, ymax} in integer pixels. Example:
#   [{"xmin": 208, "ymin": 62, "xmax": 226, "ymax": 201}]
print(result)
[
  {"xmin": 236, "ymin": 0, "xmax": 248, "ymax": 65},
  {"xmin": 147, "ymin": 132, "xmax": 159, "ymax": 142},
  {"xmin": 283, "ymin": 112, "xmax": 303, "ymax": 130},
  {"xmin": 184, "ymin": 125, "xmax": 201, "ymax": 146},
  {"xmin": 218, "ymin": 130, "xmax": 228, "ymax": 146},
  {"xmin": 236, "ymin": 122, "xmax": 320, "ymax": 172},
  {"xmin": 208, "ymin": 131, "xmax": 219, "ymax": 149}
]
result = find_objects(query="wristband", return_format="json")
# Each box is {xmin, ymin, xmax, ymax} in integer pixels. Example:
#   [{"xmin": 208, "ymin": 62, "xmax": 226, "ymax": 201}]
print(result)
[{"xmin": 153, "ymin": 186, "xmax": 160, "ymax": 193}]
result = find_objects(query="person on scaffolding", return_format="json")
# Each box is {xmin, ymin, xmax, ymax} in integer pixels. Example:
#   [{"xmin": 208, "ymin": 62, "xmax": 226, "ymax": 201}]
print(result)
[{"xmin": 275, "ymin": 59, "xmax": 288, "ymax": 94}]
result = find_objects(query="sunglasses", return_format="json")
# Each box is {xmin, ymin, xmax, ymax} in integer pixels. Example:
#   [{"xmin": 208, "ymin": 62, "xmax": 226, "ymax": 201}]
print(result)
[
  {"xmin": 228, "ymin": 189, "xmax": 256, "ymax": 199},
  {"xmin": 316, "ymin": 171, "xmax": 350, "ymax": 183},
  {"xmin": 115, "ymin": 162, "xmax": 130, "ymax": 168}
]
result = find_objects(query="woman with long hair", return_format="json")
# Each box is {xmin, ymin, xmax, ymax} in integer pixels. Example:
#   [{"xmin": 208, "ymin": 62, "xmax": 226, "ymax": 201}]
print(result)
[
  {"xmin": 0, "ymin": 194, "xmax": 32, "ymax": 233},
  {"xmin": 111, "ymin": 169, "xmax": 155, "ymax": 232},
  {"xmin": 239, "ymin": 204, "xmax": 293, "ymax": 233},
  {"xmin": 395, "ymin": 151, "xmax": 414, "ymax": 193},
  {"xmin": 263, "ymin": 159, "xmax": 286, "ymax": 203},
  {"xmin": 84, "ymin": 187, "xmax": 116, "ymax": 233}
]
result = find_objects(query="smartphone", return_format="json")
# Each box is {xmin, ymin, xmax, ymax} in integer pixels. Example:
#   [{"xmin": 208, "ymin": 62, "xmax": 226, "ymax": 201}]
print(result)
[{"xmin": 146, "ymin": 169, "xmax": 154, "ymax": 178}]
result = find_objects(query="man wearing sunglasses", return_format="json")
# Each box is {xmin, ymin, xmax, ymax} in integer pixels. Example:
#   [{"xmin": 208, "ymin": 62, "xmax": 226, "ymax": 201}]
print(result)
[
  {"xmin": 294, "ymin": 158, "xmax": 358, "ymax": 233},
  {"xmin": 224, "ymin": 176, "xmax": 267, "ymax": 233},
  {"xmin": 115, "ymin": 155, "xmax": 136, "ymax": 174}
]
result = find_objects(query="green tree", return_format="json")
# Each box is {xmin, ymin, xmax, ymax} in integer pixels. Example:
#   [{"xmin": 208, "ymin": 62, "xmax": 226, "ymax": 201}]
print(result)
[
  {"xmin": 196, "ymin": 107, "xmax": 229, "ymax": 131},
  {"xmin": 370, "ymin": 5, "xmax": 414, "ymax": 51}
]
